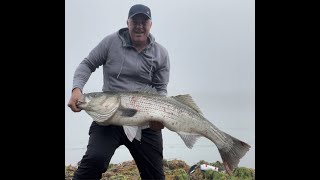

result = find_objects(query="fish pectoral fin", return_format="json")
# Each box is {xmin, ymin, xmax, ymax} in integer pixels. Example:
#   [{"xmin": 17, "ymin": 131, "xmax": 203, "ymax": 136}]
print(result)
[
  {"xmin": 123, "ymin": 126, "xmax": 139, "ymax": 142},
  {"xmin": 177, "ymin": 132, "xmax": 202, "ymax": 149},
  {"xmin": 118, "ymin": 107, "xmax": 138, "ymax": 117}
]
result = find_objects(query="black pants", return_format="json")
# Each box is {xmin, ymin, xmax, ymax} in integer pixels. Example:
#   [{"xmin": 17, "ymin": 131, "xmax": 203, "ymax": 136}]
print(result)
[{"xmin": 72, "ymin": 122, "xmax": 165, "ymax": 180}]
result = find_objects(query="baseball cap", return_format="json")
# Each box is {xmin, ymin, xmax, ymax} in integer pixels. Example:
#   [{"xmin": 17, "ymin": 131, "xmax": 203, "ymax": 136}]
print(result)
[{"xmin": 128, "ymin": 4, "xmax": 151, "ymax": 19}]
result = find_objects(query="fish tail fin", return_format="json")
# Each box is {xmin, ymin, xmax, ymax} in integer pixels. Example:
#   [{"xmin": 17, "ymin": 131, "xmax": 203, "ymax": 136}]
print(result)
[{"xmin": 218, "ymin": 134, "xmax": 251, "ymax": 176}]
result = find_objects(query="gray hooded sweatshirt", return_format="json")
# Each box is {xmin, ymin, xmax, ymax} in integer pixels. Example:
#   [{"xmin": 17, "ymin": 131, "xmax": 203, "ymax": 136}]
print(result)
[{"xmin": 73, "ymin": 28, "xmax": 170, "ymax": 95}]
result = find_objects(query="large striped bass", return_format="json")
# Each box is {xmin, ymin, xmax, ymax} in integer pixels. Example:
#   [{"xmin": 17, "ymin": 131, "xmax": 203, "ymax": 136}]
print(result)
[{"xmin": 77, "ymin": 88, "xmax": 251, "ymax": 175}]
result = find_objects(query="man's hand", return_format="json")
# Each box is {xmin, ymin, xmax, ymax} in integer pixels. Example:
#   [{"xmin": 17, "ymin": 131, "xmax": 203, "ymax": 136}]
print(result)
[
  {"xmin": 67, "ymin": 88, "xmax": 82, "ymax": 112},
  {"xmin": 149, "ymin": 121, "xmax": 164, "ymax": 131}
]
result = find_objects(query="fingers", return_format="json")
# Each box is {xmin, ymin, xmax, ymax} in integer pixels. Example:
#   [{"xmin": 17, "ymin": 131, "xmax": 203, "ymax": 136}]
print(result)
[
  {"xmin": 68, "ymin": 99, "xmax": 82, "ymax": 112},
  {"xmin": 68, "ymin": 88, "xmax": 83, "ymax": 112},
  {"xmin": 149, "ymin": 121, "xmax": 164, "ymax": 131}
]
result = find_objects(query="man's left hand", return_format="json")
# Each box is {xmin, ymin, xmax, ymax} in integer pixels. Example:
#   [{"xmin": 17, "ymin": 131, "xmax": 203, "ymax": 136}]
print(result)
[{"xmin": 149, "ymin": 121, "xmax": 164, "ymax": 131}]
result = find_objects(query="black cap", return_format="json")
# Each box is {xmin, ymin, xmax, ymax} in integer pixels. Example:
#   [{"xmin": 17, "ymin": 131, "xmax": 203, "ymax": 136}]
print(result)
[{"xmin": 128, "ymin": 4, "xmax": 151, "ymax": 19}]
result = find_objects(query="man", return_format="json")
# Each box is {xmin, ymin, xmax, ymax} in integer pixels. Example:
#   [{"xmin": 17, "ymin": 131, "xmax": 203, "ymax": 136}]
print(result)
[{"xmin": 68, "ymin": 4, "xmax": 170, "ymax": 180}]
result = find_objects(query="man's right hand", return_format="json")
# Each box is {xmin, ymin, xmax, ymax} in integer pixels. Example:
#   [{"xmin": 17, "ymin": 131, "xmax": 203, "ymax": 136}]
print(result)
[{"xmin": 68, "ymin": 88, "xmax": 82, "ymax": 112}]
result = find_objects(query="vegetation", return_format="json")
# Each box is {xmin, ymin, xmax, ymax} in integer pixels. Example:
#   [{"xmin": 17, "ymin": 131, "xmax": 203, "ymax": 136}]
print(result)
[{"xmin": 65, "ymin": 159, "xmax": 255, "ymax": 180}]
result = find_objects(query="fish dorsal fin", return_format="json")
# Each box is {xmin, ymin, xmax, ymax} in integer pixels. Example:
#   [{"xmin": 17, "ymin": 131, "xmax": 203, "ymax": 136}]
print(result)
[
  {"xmin": 139, "ymin": 85, "xmax": 158, "ymax": 94},
  {"xmin": 177, "ymin": 132, "xmax": 202, "ymax": 149},
  {"xmin": 172, "ymin": 95, "xmax": 203, "ymax": 115}
]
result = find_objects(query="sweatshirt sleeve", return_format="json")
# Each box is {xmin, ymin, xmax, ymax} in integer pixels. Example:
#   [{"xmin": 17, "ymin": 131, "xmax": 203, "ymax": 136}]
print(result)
[
  {"xmin": 152, "ymin": 52, "xmax": 170, "ymax": 96},
  {"xmin": 72, "ymin": 35, "xmax": 113, "ymax": 91}
]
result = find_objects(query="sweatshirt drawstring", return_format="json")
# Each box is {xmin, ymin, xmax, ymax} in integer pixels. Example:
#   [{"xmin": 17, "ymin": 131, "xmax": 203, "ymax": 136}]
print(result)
[
  {"xmin": 149, "ymin": 46, "xmax": 154, "ymax": 77},
  {"xmin": 117, "ymin": 48, "xmax": 126, "ymax": 79}
]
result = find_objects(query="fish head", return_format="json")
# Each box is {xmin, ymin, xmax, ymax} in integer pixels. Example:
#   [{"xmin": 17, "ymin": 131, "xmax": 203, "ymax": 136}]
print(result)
[
  {"xmin": 77, "ymin": 92, "xmax": 120, "ymax": 113},
  {"xmin": 76, "ymin": 92, "xmax": 104, "ymax": 110}
]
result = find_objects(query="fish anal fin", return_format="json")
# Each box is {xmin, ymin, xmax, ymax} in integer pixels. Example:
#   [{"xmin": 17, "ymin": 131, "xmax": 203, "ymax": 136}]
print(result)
[
  {"xmin": 172, "ymin": 95, "xmax": 203, "ymax": 115},
  {"xmin": 177, "ymin": 132, "xmax": 201, "ymax": 149}
]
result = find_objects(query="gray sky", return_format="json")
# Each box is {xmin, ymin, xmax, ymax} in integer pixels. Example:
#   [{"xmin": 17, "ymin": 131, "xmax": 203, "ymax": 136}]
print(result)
[{"xmin": 65, "ymin": 0, "xmax": 255, "ymax": 168}]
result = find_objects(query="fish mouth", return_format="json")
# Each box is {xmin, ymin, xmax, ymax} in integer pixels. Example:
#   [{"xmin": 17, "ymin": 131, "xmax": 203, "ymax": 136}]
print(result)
[{"xmin": 76, "ymin": 100, "xmax": 86, "ymax": 109}]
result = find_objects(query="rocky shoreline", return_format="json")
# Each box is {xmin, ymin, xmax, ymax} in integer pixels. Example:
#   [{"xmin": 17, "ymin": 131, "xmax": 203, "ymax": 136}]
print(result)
[{"xmin": 65, "ymin": 159, "xmax": 255, "ymax": 180}]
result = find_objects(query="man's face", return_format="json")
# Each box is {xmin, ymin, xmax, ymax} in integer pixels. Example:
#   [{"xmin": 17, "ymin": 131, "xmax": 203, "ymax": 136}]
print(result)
[{"xmin": 127, "ymin": 14, "xmax": 152, "ymax": 45}]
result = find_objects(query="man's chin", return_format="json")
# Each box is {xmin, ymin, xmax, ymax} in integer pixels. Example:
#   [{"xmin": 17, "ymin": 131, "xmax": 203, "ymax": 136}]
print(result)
[
  {"xmin": 134, "ymin": 34, "xmax": 144, "ymax": 38},
  {"xmin": 133, "ymin": 37, "xmax": 147, "ymax": 43}
]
